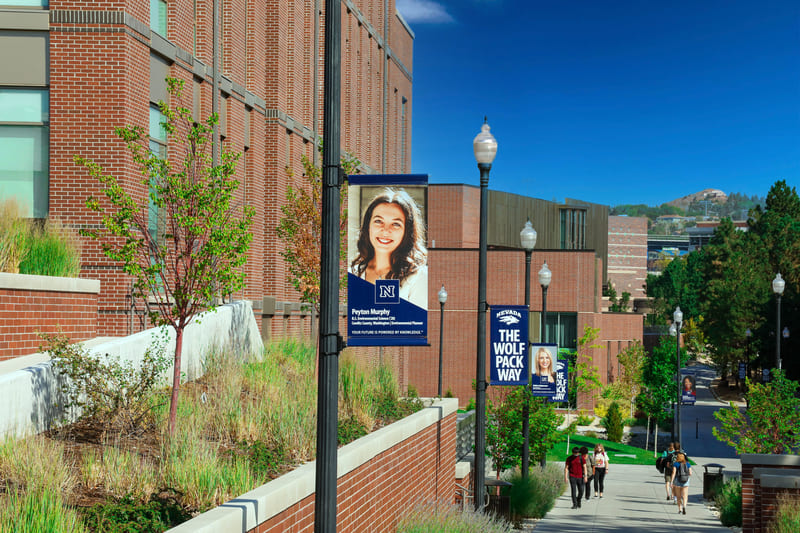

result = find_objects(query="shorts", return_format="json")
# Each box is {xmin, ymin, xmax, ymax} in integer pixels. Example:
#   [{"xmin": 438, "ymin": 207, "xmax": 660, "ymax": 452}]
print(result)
[{"xmin": 672, "ymin": 478, "xmax": 690, "ymax": 488}]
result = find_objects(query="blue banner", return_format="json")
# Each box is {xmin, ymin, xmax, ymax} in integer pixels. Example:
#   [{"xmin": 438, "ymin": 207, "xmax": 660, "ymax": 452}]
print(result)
[
  {"xmin": 681, "ymin": 373, "xmax": 696, "ymax": 405},
  {"xmin": 530, "ymin": 343, "xmax": 559, "ymax": 398},
  {"xmin": 489, "ymin": 305, "xmax": 529, "ymax": 386},
  {"xmin": 346, "ymin": 175, "xmax": 428, "ymax": 346},
  {"xmin": 553, "ymin": 358, "xmax": 569, "ymax": 403}
]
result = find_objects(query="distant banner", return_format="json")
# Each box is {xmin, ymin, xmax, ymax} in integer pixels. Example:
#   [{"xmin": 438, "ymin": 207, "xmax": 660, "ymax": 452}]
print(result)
[
  {"xmin": 681, "ymin": 373, "xmax": 696, "ymax": 405},
  {"xmin": 554, "ymin": 358, "xmax": 569, "ymax": 403},
  {"xmin": 346, "ymin": 175, "xmax": 429, "ymax": 346},
  {"xmin": 489, "ymin": 305, "xmax": 529, "ymax": 386},
  {"xmin": 530, "ymin": 343, "xmax": 559, "ymax": 398}
]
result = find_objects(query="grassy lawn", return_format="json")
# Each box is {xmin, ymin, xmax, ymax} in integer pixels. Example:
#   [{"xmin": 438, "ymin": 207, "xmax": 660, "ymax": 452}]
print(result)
[{"xmin": 546, "ymin": 434, "xmax": 656, "ymax": 465}]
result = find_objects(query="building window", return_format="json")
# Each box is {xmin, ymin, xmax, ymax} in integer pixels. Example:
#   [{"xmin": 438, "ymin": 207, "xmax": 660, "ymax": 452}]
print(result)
[
  {"xmin": 0, "ymin": 88, "xmax": 49, "ymax": 218},
  {"xmin": 543, "ymin": 312, "xmax": 577, "ymax": 351},
  {"xmin": 150, "ymin": 0, "xmax": 167, "ymax": 36},
  {"xmin": 148, "ymin": 105, "xmax": 167, "ymax": 243},
  {"xmin": 559, "ymin": 208, "xmax": 586, "ymax": 250},
  {"xmin": 0, "ymin": 1, "xmax": 47, "ymax": 6}
]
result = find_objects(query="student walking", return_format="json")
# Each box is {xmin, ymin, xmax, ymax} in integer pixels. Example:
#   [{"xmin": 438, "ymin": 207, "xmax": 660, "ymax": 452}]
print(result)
[
  {"xmin": 564, "ymin": 446, "xmax": 587, "ymax": 509},
  {"xmin": 670, "ymin": 452, "xmax": 692, "ymax": 514},
  {"xmin": 592, "ymin": 443, "xmax": 609, "ymax": 498},
  {"xmin": 581, "ymin": 446, "xmax": 595, "ymax": 500},
  {"xmin": 661, "ymin": 443, "xmax": 675, "ymax": 501}
]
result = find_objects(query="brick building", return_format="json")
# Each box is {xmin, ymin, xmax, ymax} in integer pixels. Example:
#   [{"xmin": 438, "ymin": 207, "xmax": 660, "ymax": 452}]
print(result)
[
  {"xmin": 607, "ymin": 215, "xmax": 647, "ymax": 301},
  {"xmin": 0, "ymin": 0, "xmax": 413, "ymax": 336},
  {"xmin": 406, "ymin": 185, "xmax": 643, "ymax": 408}
]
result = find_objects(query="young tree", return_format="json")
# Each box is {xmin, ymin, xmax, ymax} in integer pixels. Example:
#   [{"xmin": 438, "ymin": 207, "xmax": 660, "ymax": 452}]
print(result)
[
  {"xmin": 276, "ymin": 149, "xmax": 360, "ymax": 307},
  {"xmin": 605, "ymin": 341, "xmax": 646, "ymax": 417},
  {"xmin": 75, "ymin": 78, "xmax": 254, "ymax": 436},
  {"xmin": 568, "ymin": 326, "xmax": 604, "ymax": 409},
  {"xmin": 713, "ymin": 369, "xmax": 800, "ymax": 454},
  {"xmin": 638, "ymin": 336, "xmax": 687, "ymax": 443}
]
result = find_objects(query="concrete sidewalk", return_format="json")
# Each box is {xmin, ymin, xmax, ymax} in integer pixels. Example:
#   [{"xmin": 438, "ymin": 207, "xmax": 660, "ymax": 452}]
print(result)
[
  {"xmin": 530, "ymin": 464, "xmax": 732, "ymax": 532},
  {"xmin": 534, "ymin": 465, "xmax": 731, "ymax": 533}
]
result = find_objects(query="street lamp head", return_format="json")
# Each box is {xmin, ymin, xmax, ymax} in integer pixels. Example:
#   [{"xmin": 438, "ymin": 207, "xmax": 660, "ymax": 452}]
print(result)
[
  {"xmin": 438, "ymin": 284, "xmax": 448, "ymax": 305},
  {"xmin": 673, "ymin": 306, "xmax": 683, "ymax": 327},
  {"xmin": 520, "ymin": 219, "xmax": 537, "ymax": 251},
  {"xmin": 473, "ymin": 119, "xmax": 498, "ymax": 165},
  {"xmin": 669, "ymin": 323, "xmax": 677, "ymax": 337},
  {"xmin": 783, "ymin": 326, "xmax": 790, "ymax": 339},
  {"xmin": 773, "ymin": 273, "xmax": 785, "ymax": 296},
  {"xmin": 539, "ymin": 261, "xmax": 552, "ymax": 288}
]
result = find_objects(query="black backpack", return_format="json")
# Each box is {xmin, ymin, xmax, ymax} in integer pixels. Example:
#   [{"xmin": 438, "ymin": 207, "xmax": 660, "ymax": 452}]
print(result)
[{"xmin": 655, "ymin": 456, "xmax": 666, "ymax": 474}]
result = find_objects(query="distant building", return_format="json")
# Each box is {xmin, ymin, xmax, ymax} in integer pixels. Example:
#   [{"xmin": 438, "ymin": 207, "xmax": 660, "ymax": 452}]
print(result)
[
  {"xmin": 607, "ymin": 215, "xmax": 647, "ymax": 300},
  {"xmin": 687, "ymin": 220, "xmax": 749, "ymax": 251}
]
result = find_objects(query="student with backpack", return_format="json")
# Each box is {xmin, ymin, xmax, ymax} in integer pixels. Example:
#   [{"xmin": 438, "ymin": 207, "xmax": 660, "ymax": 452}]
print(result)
[
  {"xmin": 658, "ymin": 443, "xmax": 675, "ymax": 501},
  {"xmin": 564, "ymin": 446, "xmax": 588, "ymax": 509},
  {"xmin": 670, "ymin": 452, "xmax": 692, "ymax": 514}
]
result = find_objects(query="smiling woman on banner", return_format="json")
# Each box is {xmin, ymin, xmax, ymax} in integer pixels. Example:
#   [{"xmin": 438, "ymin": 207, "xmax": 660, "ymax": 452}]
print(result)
[
  {"xmin": 534, "ymin": 346, "xmax": 557, "ymax": 383},
  {"xmin": 350, "ymin": 188, "xmax": 428, "ymax": 308}
]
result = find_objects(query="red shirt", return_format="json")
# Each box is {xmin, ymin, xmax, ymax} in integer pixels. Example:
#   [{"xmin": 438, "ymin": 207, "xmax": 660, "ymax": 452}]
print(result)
[{"xmin": 567, "ymin": 455, "xmax": 585, "ymax": 478}]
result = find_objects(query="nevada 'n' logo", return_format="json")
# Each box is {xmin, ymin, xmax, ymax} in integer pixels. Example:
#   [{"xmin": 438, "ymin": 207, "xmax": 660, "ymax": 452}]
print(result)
[{"xmin": 375, "ymin": 279, "xmax": 400, "ymax": 304}]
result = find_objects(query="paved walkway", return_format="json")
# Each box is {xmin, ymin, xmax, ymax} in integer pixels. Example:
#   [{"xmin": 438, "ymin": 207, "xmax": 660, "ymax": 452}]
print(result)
[{"xmin": 530, "ymin": 362, "xmax": 742, "ymax": 532}]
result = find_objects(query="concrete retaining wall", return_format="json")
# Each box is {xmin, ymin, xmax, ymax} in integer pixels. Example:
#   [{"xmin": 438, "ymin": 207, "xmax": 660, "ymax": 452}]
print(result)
[{"xmin": 0, "ymin": 301, "xmax": 263, "ymax": 439}]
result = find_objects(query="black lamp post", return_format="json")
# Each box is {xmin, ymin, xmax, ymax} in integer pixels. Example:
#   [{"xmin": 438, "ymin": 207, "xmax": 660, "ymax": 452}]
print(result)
[
  {"xmin": 670, "ymin": 307, "xmax": 683, "ymax": 446},
  {"xmin": 782, "ymin": 327, "xmax": 789, "ymax": 370},
  {"xmin": 315, "ymin": 0, "xmax": 342, "ymax": 530},
  {"xmin": 438, "ymin": 284, "xmax": 448, "ymax": 397},
  {"xmin": 473, "ymin": 119, "xmax": 497, "ymax": 512},
  {"xmin": 519, "ymin": 220, "xmax": 537, "ymax": 479},
  {"xmin": 773, "ymin": 273, "xmax": 785, "ymax": 371},
  {"xmin": 538, "ymin": 261, "xmax": 551, "ymax": 467}
]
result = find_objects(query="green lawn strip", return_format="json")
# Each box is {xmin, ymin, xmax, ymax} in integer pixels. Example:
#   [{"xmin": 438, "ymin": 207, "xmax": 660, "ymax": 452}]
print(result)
[{"xmin": 546, "ymin": 434, "xmax": 655, "ymax": 465}]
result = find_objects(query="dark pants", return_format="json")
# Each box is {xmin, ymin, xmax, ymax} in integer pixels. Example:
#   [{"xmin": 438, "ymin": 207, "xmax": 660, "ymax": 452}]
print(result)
[
  {"xmin": 594, "ymin": 467, "xmax": 607, "ymax": 494},
  {"xmin": 569, "ymin": 477, "xmax": 585, "ymax": 507},
  {"xmin": 584, "ymin": 474, "xmax": 594, "ymax": 499}
]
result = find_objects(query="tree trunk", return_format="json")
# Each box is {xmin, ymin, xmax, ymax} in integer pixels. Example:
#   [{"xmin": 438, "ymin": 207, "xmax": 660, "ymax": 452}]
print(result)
[{"xmin": 168, "ymin": 326, "xmax": 184, "ymax": 436}]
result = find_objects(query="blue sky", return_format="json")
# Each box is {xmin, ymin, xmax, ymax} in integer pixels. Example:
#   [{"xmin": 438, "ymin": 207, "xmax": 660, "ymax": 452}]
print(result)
[{"xmin": 396, "ymin": 0, "xmax": 800, "ymax": 207}]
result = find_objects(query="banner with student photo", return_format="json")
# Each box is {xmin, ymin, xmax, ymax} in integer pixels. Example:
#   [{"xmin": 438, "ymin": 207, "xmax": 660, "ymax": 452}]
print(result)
[
  {"xmin": 681, "ymin": 373, "xmax": 696, "ymax": 405},
  {"xmin": 346, "ymin": 174, "xmax": 428, "ymax": 346},
  {"xmin": 489, "ymin": 305, "xmax": 529, "ymax": 386},
  {"xmin": 530, "ymin": 343, "xmax": 559, "ymax": 398}
]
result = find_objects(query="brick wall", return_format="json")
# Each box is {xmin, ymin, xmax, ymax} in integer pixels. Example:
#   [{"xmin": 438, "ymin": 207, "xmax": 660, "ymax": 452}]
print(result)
[
  {"xmin": 0, "ymin": 274, "xmax": 100, "ymax": 361},
  {"xmin": 607, "ymin": 215, "xmax": 648, "ymax": 300},
  {"xmin": 741, "ymin": 454, "xmax": 800, "ymax": 533},
  {"xmin": 169, "ymin": 398, "xmax": 458, "ymax": 533}
]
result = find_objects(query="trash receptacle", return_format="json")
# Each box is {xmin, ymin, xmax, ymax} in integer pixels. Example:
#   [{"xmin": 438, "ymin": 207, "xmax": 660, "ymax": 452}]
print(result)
[
  {"xmin": 485, "ymin": 479, "xmax": 512, "ymax": 519},
  {"xmin": 703, "ymin": 463, "xmax": 725, "ymax": 500}
]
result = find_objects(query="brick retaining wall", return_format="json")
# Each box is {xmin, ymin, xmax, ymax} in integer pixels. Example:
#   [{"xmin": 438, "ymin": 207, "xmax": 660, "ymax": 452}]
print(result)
[
  {"xmin": 0, "ymin": 273, "xmax": 100, "ymax": 361},
  {"xmin": 741, "ymin": 454, "xmax": 800, "ymax": 533}
]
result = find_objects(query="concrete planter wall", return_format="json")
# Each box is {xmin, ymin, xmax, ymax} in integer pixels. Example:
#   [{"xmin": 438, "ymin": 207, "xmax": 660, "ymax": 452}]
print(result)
[
  {"xmin": 0, "ymin": 272, "xmax": 100, "ymax": 361},
  {"xmin": 168, "ymin": 398, "xmax": 458, "ymax": 533},
  {"xmin": 0, "ymin": 301, "xmax": 262, "ymax": 439}
]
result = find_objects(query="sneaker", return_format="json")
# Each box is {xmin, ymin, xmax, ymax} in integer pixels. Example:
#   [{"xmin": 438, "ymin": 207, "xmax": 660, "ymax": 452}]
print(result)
[
  {"xmin": 666, "ymin": 496, "xmax": 671, "ymax": 500},
  {"xmin": 683, "ymin": 508, "xmax": 686, "ymax": 515}
]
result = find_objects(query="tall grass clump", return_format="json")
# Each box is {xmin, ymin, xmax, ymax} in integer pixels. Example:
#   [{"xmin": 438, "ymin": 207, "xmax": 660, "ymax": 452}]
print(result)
[
  {"xmin": 396, "ymin": 504, "xmax": 514, "ymax": 533},
  {"xmin": 19, "ymin": 217, "xmax": 82, "ymax": 277},
  {"xmin": 504, "ymin": 463, "xmax": 566, "ymax": 521},
  {"xmin": 715, "ymin": 478, "xmax": 742, "ymax": 527},
  {"xmin": 80, "ymin": 445, "xmax": 159, "ymax": 502},
  {"xmin": 0, "ymin": 197, "xmax": 30, "ymax": 273},
  {"xmin": 768, "ymin": 493, "xmax": 800, "ymax": 533},
  {"xmin": 0, "ymin": 435, "xmax": 76, "ymax": 496},
  {"xmin": 0, "ymin": 487, "xmax": 86, "ymax": 533}
]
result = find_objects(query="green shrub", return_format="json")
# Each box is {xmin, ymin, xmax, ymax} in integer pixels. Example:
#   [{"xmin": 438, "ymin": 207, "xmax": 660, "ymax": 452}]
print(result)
[
  {"xmin": 18, "ymin": 218, "xmax": 81, "ymax": 277},
  {"xmin": 337, "ymin": 415, "xmax": 368, "ymax": 445},
  {"xmin": 604, "ymin": 402, "xmax": 624, "ymax": 443},
  {"xmin": 576, "ymin": 413, "xmax": 594, "ymax": 426},
  {"xmin": 504, "ymin": 463, "xmax": 565, "ymax": 521},
  {"xmin": 768, "ymin": 493, "xmax": 800, "ymax": 533},
  {"xmin": 396, "ymin": 504, "xmax": 514, "ymax": 533},
  {"xmin": 43, "ymin": 331, "xmax": 170, "ymax": 435},
  {"xmin": 80, "ymin": 493, "xmax": 190, "ymax": 533},
  {"xmin": 715, "ymin": 478, "xmax": 742, "ymax": 527}
]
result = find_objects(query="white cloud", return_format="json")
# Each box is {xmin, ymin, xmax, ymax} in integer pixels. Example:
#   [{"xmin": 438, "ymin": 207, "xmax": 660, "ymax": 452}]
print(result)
[{"xmin": 396, "ymin": 0, "xmax": 455, "ymax": 24}]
